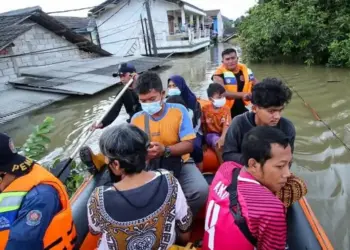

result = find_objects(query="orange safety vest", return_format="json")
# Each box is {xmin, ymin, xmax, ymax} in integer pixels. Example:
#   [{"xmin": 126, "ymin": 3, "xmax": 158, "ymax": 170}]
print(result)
[
  {"xmin": 0, "ymin": 164, "xmax": 76, "ymax": 249},
  {"xmin": 214, "ymin": 63, "xmax": 255, "ymax": 108}
]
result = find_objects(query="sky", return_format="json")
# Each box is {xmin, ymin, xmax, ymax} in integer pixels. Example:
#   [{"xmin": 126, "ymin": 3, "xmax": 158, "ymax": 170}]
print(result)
[{"xmin": 0, "ymin": 0, "xmax": 257, "ymax": 20}]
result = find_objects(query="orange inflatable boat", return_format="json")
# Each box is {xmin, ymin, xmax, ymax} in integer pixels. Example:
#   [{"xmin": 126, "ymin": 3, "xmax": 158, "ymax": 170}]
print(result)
[
  {"xmin": 69, "ymin": 98, "xmax": 333, "ymax": 249},
  {"xmin": 69, "ymin": 148, "xmax": 334, "ymax": 250}
]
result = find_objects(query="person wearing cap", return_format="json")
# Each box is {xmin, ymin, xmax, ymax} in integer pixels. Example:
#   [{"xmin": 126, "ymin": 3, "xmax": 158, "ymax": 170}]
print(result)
[
  {"xmin": 0, "ymin": 133, "xmax": 76, "ymax": 250},
  {"xmin": 92, "ymin": 62, "xmax": 141, "ymax": 130},
  {"xmin": 80, "ymin": 62, "xmax": 143, "ymax": 173}
]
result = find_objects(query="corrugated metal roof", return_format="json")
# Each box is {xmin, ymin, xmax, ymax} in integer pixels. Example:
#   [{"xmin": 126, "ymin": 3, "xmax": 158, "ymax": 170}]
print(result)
[
  {"xmin": 52, "ymin": 16, "xmax": 96, "ymax": 32},
  {"xmin": 0, "ymin": 6, "xmax": 111, "ymax": 56}
]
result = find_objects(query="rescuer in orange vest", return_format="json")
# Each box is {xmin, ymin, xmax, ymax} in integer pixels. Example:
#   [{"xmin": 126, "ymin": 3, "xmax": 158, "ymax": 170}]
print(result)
[
  {"xmin": 212, "ymin": 48, "xmax": 258, "ymax": 118},
  {"xmin": 0, "ymin": 133, "xmax": 76, "ymax": 250}
]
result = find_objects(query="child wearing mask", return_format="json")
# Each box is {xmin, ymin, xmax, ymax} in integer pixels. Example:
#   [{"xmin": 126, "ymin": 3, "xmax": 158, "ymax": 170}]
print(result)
[{"xmin": 202, "ymin": 83, "xmax": 232, "ymax": 164}]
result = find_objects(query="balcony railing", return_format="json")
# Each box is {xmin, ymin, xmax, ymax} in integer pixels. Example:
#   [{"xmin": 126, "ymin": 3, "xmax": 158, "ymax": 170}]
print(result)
[{"xmin": 166, "ymin": 28, "xmax": 210, "ymax": 42}]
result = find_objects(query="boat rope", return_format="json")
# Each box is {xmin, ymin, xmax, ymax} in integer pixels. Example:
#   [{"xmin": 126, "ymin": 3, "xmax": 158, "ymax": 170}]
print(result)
[{"xmin": 274, "ymin": 67, "xmax": 350, "ymax": 153}]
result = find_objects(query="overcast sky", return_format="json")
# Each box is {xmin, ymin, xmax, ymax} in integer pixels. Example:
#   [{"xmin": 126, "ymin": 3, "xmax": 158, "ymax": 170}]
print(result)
[{"xmin": 0, "ymin": 0, "xmax": 257, "ymax": 20}]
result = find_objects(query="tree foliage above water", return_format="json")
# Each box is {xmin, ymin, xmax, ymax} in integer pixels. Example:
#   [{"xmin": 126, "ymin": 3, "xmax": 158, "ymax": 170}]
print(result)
[{"xmin": 237, "ymin": 0, "xmax": 350, "ymax": 67}]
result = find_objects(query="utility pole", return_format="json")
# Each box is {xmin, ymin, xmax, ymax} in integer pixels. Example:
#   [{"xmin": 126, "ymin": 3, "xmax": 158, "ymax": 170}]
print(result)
[
  {"xmin": 145, "ymin": 0, "xmax": 158, "ymax": 56},
  {"xmin": 140, "ymin": 14, "xmax": 148, "ymax": 55}
]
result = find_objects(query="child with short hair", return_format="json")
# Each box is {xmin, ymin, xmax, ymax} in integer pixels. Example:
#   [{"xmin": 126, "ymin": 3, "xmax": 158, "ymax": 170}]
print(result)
[{"xmin": 202, "ymin": 83, "xmax": 232, "ymax": 163}]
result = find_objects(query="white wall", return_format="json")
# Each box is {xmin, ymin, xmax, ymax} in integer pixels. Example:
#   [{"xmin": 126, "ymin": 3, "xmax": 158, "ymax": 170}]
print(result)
[
  {"xmin": 96, "ymin": 0, "xmax": 146, "ymax": 56},
  {"xmin": 12, "ymin": 24, "xmax": 98, "ymax": 68},
  {"xmin": 95, "ymin": 0, "xmax": 209, "ymax": 56},
  {"xmin": 96, "ymin": 0, "xmax": 184, "ymax": 56},
  {"xmin": 217, "ymin": 12, "xmax": 224, "ymax": 39}
]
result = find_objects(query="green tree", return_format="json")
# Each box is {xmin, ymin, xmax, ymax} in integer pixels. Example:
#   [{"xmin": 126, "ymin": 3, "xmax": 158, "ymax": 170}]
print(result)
[{"xmin": 237, "ymin": 0, "xmax": 350, "ymax": 67}]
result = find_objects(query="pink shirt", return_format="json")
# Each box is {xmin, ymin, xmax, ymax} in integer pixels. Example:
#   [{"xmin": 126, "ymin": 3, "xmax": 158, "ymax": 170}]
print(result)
[
  {"xmin": 238, "ymin": 167, "xmax": 287, "ymax": 250},
  {"xmin": 203, "ymin": 162, "xmax": 287, "ymax": 250}
]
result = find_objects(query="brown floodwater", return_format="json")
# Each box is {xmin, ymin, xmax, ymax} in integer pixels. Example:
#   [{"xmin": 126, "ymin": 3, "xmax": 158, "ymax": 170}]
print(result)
[{"xmin": 2, "ymin": 43, "xmax": 350, "ymax": 249}]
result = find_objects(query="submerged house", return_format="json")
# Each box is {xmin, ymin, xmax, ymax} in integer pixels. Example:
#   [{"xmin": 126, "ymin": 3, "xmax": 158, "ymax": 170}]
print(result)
[
  {"xmin": 90, "ymin": 0, "xmax": 211, "ymax": 56},
  {"xmin": 204, "ymin": 9, "xmax": 224, "ymax": 40},
  {"xmin": 0, "ymin": 6, "xmax": 110, "ymax": 90},
  {"xmin": 52, "ymin": 16, "xmax": 100, "ymax": 46}
]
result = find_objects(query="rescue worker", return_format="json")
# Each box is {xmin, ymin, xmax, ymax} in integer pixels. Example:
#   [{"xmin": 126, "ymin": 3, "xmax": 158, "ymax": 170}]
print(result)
[
  {"xmin": 203, "ymin": 126, "xmax": 307, "ymax": 250},
  {"xmin": 81, "ymin": 62, "xmax": 141, "ymax": 172},
  {"xmin": 212, "ymin": 48, "xmax": 257, "ymax": 118},
  {"xmin": 92, "ymin": 62, "xmax": 141, "ymax": 129},
  {"xmin": 0, "ymin": 133, "xmax": 76, "ymax": 250}
]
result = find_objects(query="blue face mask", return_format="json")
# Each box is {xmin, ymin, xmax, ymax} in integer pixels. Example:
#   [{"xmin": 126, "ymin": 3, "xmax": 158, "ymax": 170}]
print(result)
[
  {"xmin": 168, "ymin": 88, "xmax": 181, "ymax": 96},
  {"xmin": 141, "ymin": 101, "xmax": 162, "ymax": 115}
]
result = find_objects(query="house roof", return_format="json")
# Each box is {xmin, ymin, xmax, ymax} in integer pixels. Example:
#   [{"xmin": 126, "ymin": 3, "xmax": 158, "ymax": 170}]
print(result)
[
  {"xmin": 0, "ymin": 6, "xmax": 111, "ymax": 56},
  {"xmin": 222, "ymin": 15, "xmax": 232, "ymax": 22},
  {"xmin": 52, "ymin": 16, "xmax": 96, "ymax": 33},
  {"xmin": 90, "ymin": 0, "xmax": 205, "ymax": 15},
  {"xmin": 205, "ymin": 9, "xmax": 221, "ymax": 17}
]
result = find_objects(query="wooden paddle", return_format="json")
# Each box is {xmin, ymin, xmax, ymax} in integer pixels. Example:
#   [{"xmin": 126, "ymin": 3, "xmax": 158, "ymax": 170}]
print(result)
[{"xmin": 52, "ymin": 78, "xmax": 135, "ymax": 182}]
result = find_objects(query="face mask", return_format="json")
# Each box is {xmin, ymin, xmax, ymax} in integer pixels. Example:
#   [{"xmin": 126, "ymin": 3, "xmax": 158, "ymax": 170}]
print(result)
[
  {"xmin": 141, "ymin": 101, "xmax": 162, "ymax": 115},
  {"xmin": 168, "ymin": 88, "xmax": 181, "ymax": 96},
  {"xmin": 213, "ymin": 97, "xmax": 226, "ymax": 108}
]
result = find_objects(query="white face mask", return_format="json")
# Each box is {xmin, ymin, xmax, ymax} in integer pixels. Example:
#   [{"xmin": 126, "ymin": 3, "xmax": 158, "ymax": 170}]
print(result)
[{"xmin": 213, "ymin": 97, "xmax": 226, "ymax": 108}]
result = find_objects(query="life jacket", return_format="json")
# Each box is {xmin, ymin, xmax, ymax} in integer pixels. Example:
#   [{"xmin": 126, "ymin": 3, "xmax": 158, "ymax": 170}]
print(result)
[
  {"xmin": 216, "ymin": 63, "xmax": 254, "ymax": 109},
  {"xmin": 0, "ymin": 163, "xmax": 76, "ymax": 249},
  {"xmin": 202, "ymin": 162, "xmax": 257, "ymax": 250}
]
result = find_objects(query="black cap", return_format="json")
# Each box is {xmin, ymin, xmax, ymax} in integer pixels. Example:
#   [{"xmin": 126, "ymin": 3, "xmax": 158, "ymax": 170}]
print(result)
[
  {"xmin": 0, "ymin": 133, "xmax": 33, "ymax": 176},
  {"xmin": 112, "ymin": 63, "xmax": 136, "ymax": 77}
]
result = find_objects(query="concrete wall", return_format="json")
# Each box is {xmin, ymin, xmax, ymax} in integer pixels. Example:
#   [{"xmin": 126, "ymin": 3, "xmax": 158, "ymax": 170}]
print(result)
[
  {"xmin": 0, "ymin": 48, "xmax": 19, "ymax": 91},
  {"xmin": 11, "ymin": 24, "xmax": 99, "ymax": 68}
]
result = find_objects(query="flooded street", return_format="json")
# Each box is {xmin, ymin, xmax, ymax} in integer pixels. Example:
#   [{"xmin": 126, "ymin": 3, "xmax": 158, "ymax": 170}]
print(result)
[{"xmin": 2, "ymin": 44, "xmax": 350, "ymax": 249}]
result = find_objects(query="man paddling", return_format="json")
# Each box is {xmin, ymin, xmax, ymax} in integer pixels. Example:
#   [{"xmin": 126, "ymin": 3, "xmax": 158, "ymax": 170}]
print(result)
[
  {"xmin": 212, "ymin": 48, "xmax": 257, "ymax": 118},
  {"xmin": 223, "ymin": 77, "xmax": 295, "ymax": 164},
  {"xmin": 92, "ymin": 62, "xmax": 141, "ymax": 129},
  {"xmin": 0, "ymin": 133, "xmax": 76, "ymax": 250}
]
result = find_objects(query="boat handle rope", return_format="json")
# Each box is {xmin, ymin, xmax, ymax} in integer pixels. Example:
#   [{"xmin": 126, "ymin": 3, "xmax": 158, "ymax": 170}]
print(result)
[{"xmin": 274, "ymin": 67, "xmax": 350, "ymax": 153}]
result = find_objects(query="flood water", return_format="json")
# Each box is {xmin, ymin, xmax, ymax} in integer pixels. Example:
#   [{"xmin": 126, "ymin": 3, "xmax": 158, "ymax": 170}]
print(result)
[{"xmin": 2, "ymin": 43, "xmax": 350, "ymax": 249}]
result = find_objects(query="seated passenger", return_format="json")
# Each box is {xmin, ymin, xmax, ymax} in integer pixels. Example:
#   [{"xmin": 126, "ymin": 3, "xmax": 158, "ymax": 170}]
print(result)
[
  {"xmin": 223, "ymin": 77, "xmax": 295, "ymax": 164},
  {"xmin": 132, "ymin": 72, "xmax": 208, "ymax": 216},
  {"xmin": 203, "ymin": 126, "xmax": 307, "ymax": 250},
  {"xmin": 166, "ymin": 95, "xmax": 203, "ymax": 171},
  {"xmin": 87, "ymin": 124, "xmax": 193, "ymax": 249},
  {"xmin": 201, "ymin": 83, "xmax": 231, "ymax": 164},
  {"xmin": 168, "ymin": 75, "xmax": 204, "ymax": 170},
  {"xmin": 0, "ymin": 133, "xmax": 76, "ymax": 250}
]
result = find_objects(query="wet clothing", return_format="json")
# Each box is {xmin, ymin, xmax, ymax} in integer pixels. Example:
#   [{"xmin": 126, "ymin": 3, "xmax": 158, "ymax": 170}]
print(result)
[
  {"xmin": 203, "ymin": 162, "xmax": 287, "ymax": 250},
  {"xmin": 131, "ymin": 103, "xmax": 196, "ymax": 162},
  {"xmin": 0, "ymin": 164, "xmax": 76, "ymax": 250},
  {"xmin": 87, "ymin": 170, "xmax": 193, "ymax": 249},
  {"xmin": 101, "ymin": 85, "xmax": 141, "ymax": 126},
  {"xmin": 223, "ymin": 112, "xmax": 296, "ymax": 164},
  {"xmin": 213, "ymin": 63, "xmax": 255, "ymax": 118}
]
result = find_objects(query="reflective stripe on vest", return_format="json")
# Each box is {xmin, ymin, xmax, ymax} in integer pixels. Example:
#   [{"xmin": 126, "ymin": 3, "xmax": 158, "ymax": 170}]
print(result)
[{"xmin": 0, "ymin": 192, "xmax": 27, "ymax": 213}]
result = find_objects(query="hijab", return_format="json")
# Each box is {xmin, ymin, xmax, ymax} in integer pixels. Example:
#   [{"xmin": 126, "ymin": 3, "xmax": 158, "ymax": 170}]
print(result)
[{"xmin": 168, "ymin": 75, "xmax": 197, "ymax": 111}]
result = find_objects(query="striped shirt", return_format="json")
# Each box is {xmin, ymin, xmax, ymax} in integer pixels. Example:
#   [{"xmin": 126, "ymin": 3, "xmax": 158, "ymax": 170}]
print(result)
[{"xmin": 238, "ymin": 169, "xmax": 287, "ymax": 250}]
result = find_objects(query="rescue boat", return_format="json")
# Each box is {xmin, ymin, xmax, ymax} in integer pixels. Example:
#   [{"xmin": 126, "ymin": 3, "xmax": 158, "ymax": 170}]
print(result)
[
  {"xmin": 69, "ymin": 147, "xmax": 334, "ymax": 250},
  {"xmin": 69, "ymin": 98, "xmax": 333, "ymax": 249}
]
